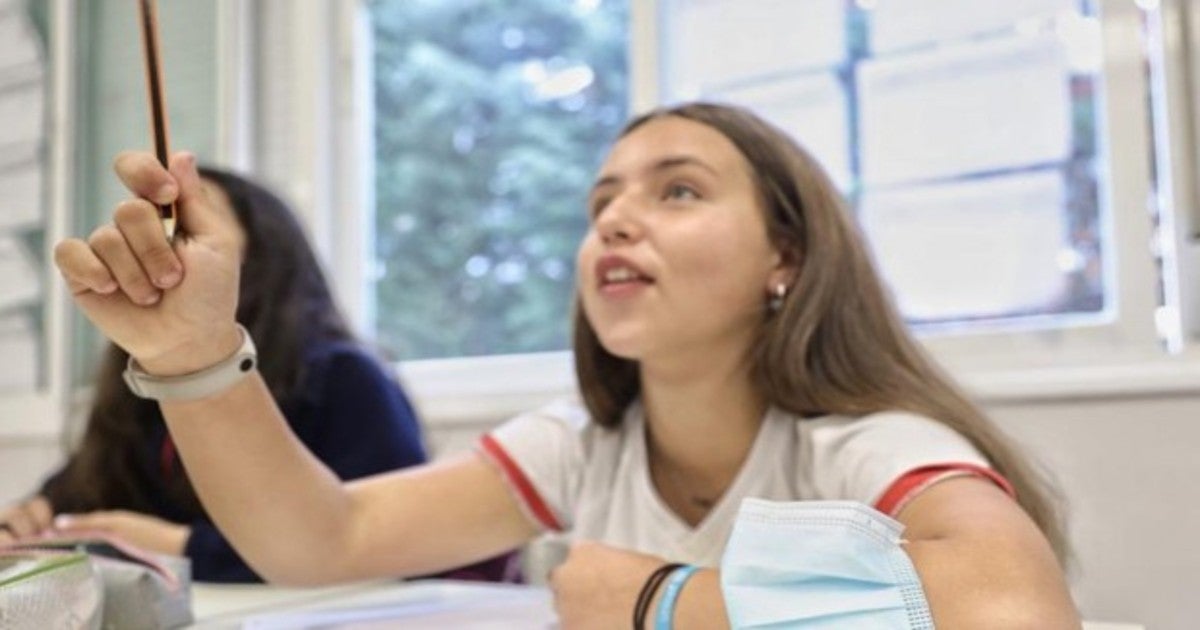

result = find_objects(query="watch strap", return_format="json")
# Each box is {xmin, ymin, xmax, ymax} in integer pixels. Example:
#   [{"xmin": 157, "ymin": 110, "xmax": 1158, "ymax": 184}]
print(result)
[{"xmin": 123, "ymin": 325, "xmax": 258, "ymax": 401}]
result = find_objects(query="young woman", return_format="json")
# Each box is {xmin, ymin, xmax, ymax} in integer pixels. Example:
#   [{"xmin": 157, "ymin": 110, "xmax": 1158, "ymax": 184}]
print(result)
[
  {"xmin": 1, "ymin": 169, "xmax": 508, "ymax": 583},
  {"xmin": 51, "ymin": 104, "xmax": 1080, "ymax": 627}
]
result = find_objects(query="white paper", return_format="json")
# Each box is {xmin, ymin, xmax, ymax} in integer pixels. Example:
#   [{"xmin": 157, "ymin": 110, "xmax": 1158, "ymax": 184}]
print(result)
[
  {"xmin": 859, "ymin": 170, "xmax": 1069, "ymax": 321},
  {"xmin": 239, "ymin": 582, "xmax": 556, "ymax": 630},
  {"xmin": 663, "ymin": 0, "xmax": 845, "ymax": 98},
  {"xmin": 0, "ymin": 82, "xmax": 44, "ymax": 148},
  {"xmin": 0, "ymin": 312, "xmax": 36, "ymax": 391},
  {"xmin": 0, "ymin": 163, "xmax": 43, "ymax": 231},
  {"xmin": 858, "ymin": 34, "xmax": 1071, "ymax": 186},
  {"xmin": 713, "ymin": 73, "xmax": 852, "ymax": 189},
  {"xmin": 0, "ymin": 235, "xmax": 41, "ymax": 310},
  {"xmin": 0, "ymin": 9, "xmax": 42, "ymax": 72}
]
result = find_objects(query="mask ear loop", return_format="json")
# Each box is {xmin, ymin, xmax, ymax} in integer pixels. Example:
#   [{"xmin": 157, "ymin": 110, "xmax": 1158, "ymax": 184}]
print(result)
[{"xmin": 768, "ymin": 283, "xmax": 788, "ymax": 312}]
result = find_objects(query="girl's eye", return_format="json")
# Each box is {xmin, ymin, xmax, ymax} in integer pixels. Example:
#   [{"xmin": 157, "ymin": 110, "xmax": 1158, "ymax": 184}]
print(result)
[
  {"xmin": 589, "ymin": 197, "xmax": 610, "ymax": 219},
  {"xmin": 665, "ymin": 183, "xmax": 700, "ymax": 201}
]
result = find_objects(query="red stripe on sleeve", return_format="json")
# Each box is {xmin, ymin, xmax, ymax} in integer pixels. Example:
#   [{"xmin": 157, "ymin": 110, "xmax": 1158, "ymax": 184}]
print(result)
[
  {"xmin": 874, "ymin": 462, "xmax": 1016, "ymax": 517},
  {"xmin": 479, "ymin": 434, "xmax": 564, "ymax": 532}
]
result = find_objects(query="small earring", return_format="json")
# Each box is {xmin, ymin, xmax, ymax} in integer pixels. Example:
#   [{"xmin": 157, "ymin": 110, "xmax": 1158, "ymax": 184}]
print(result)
[{"xmin": 768, "ymin": 283, "xmax": 788, "ymax": 312}]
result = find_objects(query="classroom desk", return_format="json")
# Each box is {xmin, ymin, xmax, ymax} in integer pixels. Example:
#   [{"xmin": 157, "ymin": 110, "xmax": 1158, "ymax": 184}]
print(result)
[
  {"xmin": 189, "ymin": 580, "xmax": 1145, "ymax": 630},
  {"xmin": 189, "ymin": 579, "xmax": 557, "ymax": 629}
]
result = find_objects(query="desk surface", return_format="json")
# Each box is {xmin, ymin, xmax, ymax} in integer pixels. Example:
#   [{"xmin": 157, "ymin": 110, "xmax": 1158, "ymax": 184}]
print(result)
[
  {"xmin": 189, "ymin": 580, "xmax": 1145, "ymax": 630},
  {"xmin": 189, "ymin": 579, "xmax": 557, "ymax": 629}
]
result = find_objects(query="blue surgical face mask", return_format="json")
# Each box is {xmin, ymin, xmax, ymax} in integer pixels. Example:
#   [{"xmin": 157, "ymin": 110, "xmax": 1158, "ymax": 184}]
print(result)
[{"xmin": 720, "ymin": 499, "xmax": 934, "ymax": 629}]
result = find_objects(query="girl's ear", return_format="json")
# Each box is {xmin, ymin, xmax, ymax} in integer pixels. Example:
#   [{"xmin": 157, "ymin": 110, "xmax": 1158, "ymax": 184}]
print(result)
[{"xmin": 765, "ymin": 243, "xmax": 800, "ymax": 295}]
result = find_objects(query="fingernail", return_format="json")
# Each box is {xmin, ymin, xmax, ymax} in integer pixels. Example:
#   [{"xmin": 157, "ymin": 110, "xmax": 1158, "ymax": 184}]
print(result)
[
  {"xmin": 157, "ymin": 270, "xmax": 181, "ymax": 288},
  {"xmin": 54, "ymin": 515, "xmax": 73, "ymax": 528},
  {"xmin": 97, "ymin": 281, "xmax": 118, "ymax": 294},
  {"xmin": 142, "ymin": 292, "xmax": 162, "ymax": 305}
]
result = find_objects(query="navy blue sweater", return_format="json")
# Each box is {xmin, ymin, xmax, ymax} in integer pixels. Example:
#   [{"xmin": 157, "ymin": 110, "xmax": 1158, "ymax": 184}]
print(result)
[{"xmin": 41, "ymin": 341, "xmax": 428, "ymax": 583}]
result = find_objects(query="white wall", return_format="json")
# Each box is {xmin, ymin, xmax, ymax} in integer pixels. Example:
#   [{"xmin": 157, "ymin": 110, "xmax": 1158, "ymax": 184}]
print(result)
[
  {"xmin": 988, "ymin": 394, "xmax": 1200, "ymax": 630},
  {"xmin": 0, "ymin": 438, "xmax": 61, "ymax": 505}
]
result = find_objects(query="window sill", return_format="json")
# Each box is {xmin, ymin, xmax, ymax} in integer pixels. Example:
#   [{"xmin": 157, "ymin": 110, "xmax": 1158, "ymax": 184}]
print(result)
[
  {"xmin": 961, "ymin": 348, "xmax": 1200, "ymax": 404},
  {"xmin": 399, "ymin": 347, "xmax": 1200, "ymax": 426},
  {"xmin": 398, "ymin": 351, "xmax": 576, "ymax": 427}
]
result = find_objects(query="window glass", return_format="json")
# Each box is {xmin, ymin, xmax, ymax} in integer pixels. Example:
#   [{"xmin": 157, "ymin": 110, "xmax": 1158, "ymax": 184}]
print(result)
[
  {"xmin": 0, "ymin": 2, "xmax": 49, "ymax": 393},
  {"xmin": 369, "ymin": 0, "xmax": 629, "ymax": 359},
  {"xmin": 661, "ymin": 0, "xmax": 1106, "ymax": 332}
]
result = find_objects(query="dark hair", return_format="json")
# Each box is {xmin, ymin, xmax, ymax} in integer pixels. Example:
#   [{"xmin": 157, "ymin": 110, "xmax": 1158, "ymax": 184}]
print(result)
[
  {"xmin": 573, "ymin": 102, "xmax": 1068, "ymax": 562},
  {"xmin": 46, "ymin": 167, "xmax": 353, "ymax": 514}
]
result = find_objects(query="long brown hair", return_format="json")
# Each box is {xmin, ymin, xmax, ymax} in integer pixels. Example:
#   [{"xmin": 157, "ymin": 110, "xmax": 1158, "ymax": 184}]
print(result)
[
  {"xmin": 45, "ymin": 167, "xmax": 353, "ymax": 515},
  {"xmin": 573, "ymin": 103, "xmax": 1068, "ymax": 562}
]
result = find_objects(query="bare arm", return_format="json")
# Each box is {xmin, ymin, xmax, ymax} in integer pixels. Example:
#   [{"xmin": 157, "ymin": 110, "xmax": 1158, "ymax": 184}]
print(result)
[
  {"xmin": 897, "ymin": 477, "xmax": 1080, "ymax": 629},
  {"xmin": 161, "ymin": 374, "xmax": 537, "ymax": 585}
]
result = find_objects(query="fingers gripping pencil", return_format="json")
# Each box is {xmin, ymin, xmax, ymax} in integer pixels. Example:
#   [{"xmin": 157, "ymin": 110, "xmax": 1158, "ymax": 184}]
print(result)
[{"xmin": 137, "ymin": 0, "xmax": 176, "ymax": 241}]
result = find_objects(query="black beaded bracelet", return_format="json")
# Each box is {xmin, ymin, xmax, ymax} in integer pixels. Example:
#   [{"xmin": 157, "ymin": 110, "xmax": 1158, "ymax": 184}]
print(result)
[{"xmin": 633, "ymin": 563, "xmax": 684, "ymax": 630}]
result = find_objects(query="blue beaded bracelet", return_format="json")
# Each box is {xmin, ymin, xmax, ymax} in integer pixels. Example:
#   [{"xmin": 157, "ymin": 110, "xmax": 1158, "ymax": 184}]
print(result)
[{"xmin": 654, "ymin": 564, "xmax": 701, "ymax": 630}]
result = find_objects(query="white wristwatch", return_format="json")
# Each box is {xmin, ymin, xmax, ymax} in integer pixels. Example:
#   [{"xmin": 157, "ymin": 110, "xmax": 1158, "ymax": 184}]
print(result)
[{"xmin": 123, "ymin": 325, "xmax": 258, "ymax": 401}]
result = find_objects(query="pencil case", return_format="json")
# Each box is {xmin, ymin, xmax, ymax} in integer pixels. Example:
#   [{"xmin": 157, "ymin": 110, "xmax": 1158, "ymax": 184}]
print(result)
[
  {"xmin": 0, "ymin": 549, "xmax": 103, "ymax": 630},
  {"xmin": 2, "ymin": 531, "xmax": 192, "ymax": 629}
]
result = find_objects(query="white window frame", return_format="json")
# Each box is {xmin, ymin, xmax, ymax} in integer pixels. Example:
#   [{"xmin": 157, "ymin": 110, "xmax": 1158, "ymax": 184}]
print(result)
[
  {"xmin": 224, "ymin": 0, "xmax": 374, "ymax": 335},
  {"xmin": 259, "ymin": 0, "xmax": 1200, "ymax": 429},
  {"xmin": 1182, "ymin": 0, "xmax": 1200, "ymax": 340},
  {"xmin": 0, "ymin": 0, "xmax": 75, "ymax": 439},
  {"xmin": 1147, "ymin": 0, "xmax": 1200, "ymax": 350},
  {"xmin": 899, "ymin": 0, "xmax": 1164, "ymax": 371}
]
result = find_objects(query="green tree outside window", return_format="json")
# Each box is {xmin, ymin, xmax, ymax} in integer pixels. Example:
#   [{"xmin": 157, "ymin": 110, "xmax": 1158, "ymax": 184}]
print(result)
[{"xmin": 370, "ymin": 0, "xmax": 629, "ymax": 359}]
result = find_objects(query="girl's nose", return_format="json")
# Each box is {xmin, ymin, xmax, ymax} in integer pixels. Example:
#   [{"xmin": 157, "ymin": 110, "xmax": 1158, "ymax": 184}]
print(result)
[{"xmin": 595, "ymin": 195, "xmax": 641, "ymax": 245}]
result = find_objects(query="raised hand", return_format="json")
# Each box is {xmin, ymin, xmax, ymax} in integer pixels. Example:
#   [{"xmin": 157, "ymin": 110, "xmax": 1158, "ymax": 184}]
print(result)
[{"xmin": 54, "ymin": 151, "xmax": 243, "ymax": 376}]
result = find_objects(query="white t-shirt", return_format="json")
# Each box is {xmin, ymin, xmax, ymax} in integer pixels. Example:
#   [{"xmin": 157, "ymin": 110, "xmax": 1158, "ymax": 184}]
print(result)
[{"xmin": 478, "ymin": 399, "xmax": 1010, "ymax": 567}]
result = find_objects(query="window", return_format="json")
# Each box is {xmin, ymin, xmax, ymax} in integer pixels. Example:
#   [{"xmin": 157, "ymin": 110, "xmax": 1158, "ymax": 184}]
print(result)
[
  {"xmin": 1144, "ymin": 0, "xmax": 1200, "ymax": 352},
  {"xmin": 346, "ymin": 0, "xmax": 1196, "ymax": 398},
  {"xmin": 0, "ymin": 0, "xmax": 56, "ymax": 433},
  {"xmin": 368, "ymin": 0, "xmax": 629, "ymax": 360},
  {"xmin": 660, "ymin": 0, "xmax": 1110, "ymax": 336},
  {"xmin": 0, "ymin": 4, "xmax": 48, "ymax": 396}
]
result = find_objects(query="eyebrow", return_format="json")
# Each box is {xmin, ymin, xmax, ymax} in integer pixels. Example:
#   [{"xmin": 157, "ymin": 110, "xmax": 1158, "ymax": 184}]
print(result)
[{"xmin": 590, "ymin": 155, "xmax": 721, "ymax": 193}]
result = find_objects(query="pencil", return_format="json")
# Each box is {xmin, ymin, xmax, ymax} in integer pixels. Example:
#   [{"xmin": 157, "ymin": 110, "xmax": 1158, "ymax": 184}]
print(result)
[{"xmin": 137, "ymin": 0, "xmax": 176, "ymax": 241}]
